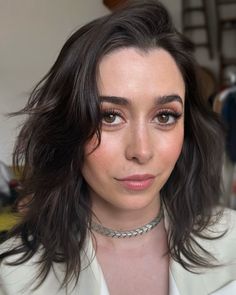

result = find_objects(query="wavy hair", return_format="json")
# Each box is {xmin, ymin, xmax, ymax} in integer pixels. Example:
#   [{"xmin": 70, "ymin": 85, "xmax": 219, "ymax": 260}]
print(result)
[{"xmin": 1, "ymin": 0, "xmax": 225, "ymax": 289}]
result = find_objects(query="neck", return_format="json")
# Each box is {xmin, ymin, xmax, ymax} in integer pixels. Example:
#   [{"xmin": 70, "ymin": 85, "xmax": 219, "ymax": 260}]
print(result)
[
  {"xmin": 91, "ymin": 196, "xmax": 161, "ymax": 231},
  {"xmin": 92, "ymin": 219, "xmax": 167, "ymax": 252},
  {"xmin": 91, "ymin": 196, "xmax": 164, "ymax": 249}
]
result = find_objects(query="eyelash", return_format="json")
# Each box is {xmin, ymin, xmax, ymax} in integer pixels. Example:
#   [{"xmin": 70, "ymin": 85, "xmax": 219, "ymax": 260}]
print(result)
[
  {"xmin": 154, "ymin": 109, "xmax": 182, "ymax": 126},
  {"xmin": 101, "ymin": 108, "xmax": 182, "ymax": 128},
  {"xmin": 101, "ymin": 109, "xmax": 124, "ymax": 126}
]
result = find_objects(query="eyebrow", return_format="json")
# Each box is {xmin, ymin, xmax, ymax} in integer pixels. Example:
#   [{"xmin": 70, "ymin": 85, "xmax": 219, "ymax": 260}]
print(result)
[{"xmin": 100, "ymin": 95, "xmax": 183, "ymax": 106}]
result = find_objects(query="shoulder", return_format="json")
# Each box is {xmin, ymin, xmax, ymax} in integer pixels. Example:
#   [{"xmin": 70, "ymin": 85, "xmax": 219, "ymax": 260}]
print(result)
[
  {"xmin": 0, "ymin": 238, "xmax": 63, "ymax": 295},
  {"xmin": 170, "ymin": 208, "xmax": 236, "ymax": 295},
  {"xmin": 1, "ymin": 238, "xmax": 35, "ymax": 294},
  {"xmin": 197, "ymin": 207, "xmax": 236, "ymax": 264},
  {"xmin": 0, "ymin": 236, "xmax": 102, "ymax": 295},
  {"xmin": 208, "ymin": 207, "xmax": 236, "ymax": 240},
  {"xmin": 0, "ymin": 236, "xmax": 21, "ymax": 254}
]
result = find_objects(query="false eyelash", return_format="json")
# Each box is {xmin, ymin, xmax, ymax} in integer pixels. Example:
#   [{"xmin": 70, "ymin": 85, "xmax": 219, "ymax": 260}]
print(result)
[
  {"xmin": 101, "ymin": 108, "xmax": 123, "ymax": 117},
  {"xmin": 156, "ymin": 109, "xmax": 182, "ymax": 118},
  {"xmin": 101, "ymin": 109, "xmax": 121, "ymax": 115}
]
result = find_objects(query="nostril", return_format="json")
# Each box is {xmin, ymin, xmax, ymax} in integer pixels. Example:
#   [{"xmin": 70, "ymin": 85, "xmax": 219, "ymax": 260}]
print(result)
[{"xmin": 125, "ymin": 143, "xmax": 153, "ymax": 164}]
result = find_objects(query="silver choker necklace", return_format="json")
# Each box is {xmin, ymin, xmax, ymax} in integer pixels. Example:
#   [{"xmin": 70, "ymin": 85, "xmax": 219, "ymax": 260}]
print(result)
[{"xmin": 91, "ymin": 204, "xmax": 163, "ymax": 238}]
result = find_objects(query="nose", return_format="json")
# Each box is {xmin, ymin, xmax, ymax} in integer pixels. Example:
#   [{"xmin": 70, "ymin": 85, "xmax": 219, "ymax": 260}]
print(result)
[{"xmin": 125, "ymin": 124, "xmax": 154, "ymax": 164}]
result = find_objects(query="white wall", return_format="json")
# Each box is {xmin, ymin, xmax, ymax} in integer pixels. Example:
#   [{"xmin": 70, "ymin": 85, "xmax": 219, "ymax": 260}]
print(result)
[
  {"xmin": 1, "ymin": 0, "xmax": 234, "ymax": 164},
  {"xmin": 160, "ymin": 0, "xmax": 182, "ymax": 30},
  {"xmin": 0, "ymin": 0, "xmax": 109, "ymax": 164},
  {"xmin": 0, "ymin": 0, "xmax": 206, "ymax": 165},
  {"xmin": 165, "ymin": 0, "xmax": 236, "ymax": 80},
  {"xmin": 161, "ymin": 0, "xmax": 219, "ymax": 76}
]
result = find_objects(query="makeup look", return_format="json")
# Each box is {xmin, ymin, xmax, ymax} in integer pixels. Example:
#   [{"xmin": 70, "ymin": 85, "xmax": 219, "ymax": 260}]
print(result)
[{"xmin": 82, "ymin": 47, "xmax": 185, "ymax": 228}]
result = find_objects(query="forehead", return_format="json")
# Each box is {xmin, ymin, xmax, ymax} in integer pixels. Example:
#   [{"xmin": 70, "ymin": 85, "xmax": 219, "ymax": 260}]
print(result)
[{"xmin": 97, "ymin": 47, "xmax": 185, "ymax": 100}]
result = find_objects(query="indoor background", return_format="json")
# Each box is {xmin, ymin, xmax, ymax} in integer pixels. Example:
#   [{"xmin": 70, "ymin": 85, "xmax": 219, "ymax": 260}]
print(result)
[{"xmin": 0, "ymin": 0, "xmax": 236, "ymax": 230}]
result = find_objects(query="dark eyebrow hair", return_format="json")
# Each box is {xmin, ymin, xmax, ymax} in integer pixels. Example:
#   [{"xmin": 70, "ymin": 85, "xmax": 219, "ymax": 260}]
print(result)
[
  {"xmin": 100, "ymin": 95, "xmax": 183, "ymax": 106},
  {"xmin": 100, "ymin": 96, "xmax": 129, "ymax": 105},
  {"xmin": 157, "ymin": 95, "xmax": 183, "ymax": 106}
]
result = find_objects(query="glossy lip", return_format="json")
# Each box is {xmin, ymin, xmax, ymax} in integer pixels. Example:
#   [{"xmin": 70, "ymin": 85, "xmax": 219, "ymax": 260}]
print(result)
[{"xmin": 116, "ymin": 174, "xmax": 155, "ymax": 191}]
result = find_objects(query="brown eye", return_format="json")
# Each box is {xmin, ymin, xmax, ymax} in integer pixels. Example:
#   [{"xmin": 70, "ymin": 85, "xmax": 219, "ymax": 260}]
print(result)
[
  {"xmin": 101, "ymin": 111, "xmax": 124, "ymax": 126},
  {"xmin": 157, "ymin": 114, "xmax": 170, "ymax": 124},
  {"xmin": 103, "ymin": 113, "xmax": 117, "ymax": 124},
  {"xmin": 153, "ymin": 111, "xmax": 182, "ymax": 126}
]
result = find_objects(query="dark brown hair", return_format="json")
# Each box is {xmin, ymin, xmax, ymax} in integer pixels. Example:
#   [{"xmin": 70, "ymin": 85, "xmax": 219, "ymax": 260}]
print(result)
[{"xmin": 1, "ymin": 0, "xmax": 225, "ymax": 289}]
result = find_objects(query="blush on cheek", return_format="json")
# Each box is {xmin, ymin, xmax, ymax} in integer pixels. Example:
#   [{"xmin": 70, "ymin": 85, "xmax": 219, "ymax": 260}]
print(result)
[
  {"xmin": 175, "ymin": 138, "xmax": 184, "ymax": 160},
  {"xmin": 84, "ymin": 141, "xmax": 109, "ymax": 170},
  {"xmin": 84, "ymin": 136, "xmax": 100, "ymax": 155},
  {"xmin": 166, "ymin": 134, "xmax": 184, "ymax": 164}
]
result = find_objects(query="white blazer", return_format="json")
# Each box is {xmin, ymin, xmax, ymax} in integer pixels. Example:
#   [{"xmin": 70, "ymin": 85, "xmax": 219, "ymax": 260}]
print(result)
[{"xmin": 1, "ymin": 208, "xmax": 236, "ymax": 295}]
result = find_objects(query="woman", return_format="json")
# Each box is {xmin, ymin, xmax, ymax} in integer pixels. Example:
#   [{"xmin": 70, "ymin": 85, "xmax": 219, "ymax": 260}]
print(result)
[{"xmin": 1, "ymin": 1, "xmax": 236, "ymax": 294}]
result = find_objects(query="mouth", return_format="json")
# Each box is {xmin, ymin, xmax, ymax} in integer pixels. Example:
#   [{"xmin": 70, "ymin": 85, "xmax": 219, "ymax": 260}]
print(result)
[{"xmin": 115, "ymin": 174, "xmax": 155, "ymax": 191}]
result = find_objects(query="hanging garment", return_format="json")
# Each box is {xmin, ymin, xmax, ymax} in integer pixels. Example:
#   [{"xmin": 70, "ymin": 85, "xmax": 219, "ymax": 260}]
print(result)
[{"xmin": 222, "ymin": 90, "xmax": 236, "ymax": 163}]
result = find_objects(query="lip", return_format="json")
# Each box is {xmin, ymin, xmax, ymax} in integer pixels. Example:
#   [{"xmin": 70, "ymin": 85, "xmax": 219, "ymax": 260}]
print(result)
[{"xmin": 116, "ymin": 174, "xmax": 155, "ymax": 191}]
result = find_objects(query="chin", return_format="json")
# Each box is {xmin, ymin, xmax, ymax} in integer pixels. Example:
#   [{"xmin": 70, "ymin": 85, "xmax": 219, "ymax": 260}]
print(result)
[{"xmin": 112, "ymin": 193, "xmax": 159, "ymax": 212}]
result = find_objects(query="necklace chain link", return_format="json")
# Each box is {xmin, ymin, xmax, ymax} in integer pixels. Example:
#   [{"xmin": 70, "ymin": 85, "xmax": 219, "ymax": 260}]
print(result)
[{"xmin": 91, "ymin": 203, "xmax": 163, "ymax": 238}]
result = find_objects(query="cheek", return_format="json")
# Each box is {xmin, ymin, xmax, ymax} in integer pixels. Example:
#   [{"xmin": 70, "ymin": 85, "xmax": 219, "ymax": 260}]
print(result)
[
  {"xmin": 85, "ymin": 133, "xmax": 119, "ymax": 155},
  {"xmin": 83, "ymin": 135, "xmax": 118, "ymax": 177},
  {"xmin": 158, "ymin": 128, "xmax": 184, "ymax": 166}
]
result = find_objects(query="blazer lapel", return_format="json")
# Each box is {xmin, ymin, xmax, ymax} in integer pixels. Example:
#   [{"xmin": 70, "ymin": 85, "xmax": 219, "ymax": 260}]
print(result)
[
  {"xmin": 78, "ymin": 236, "xmax": 110, "ymax": 295},
  {"xmin": 168, "ymin": 208, "xmax": 236, "ymax": 295},
  {"xmin": 170, "ymin": 258, "xmax": 208, "ymax": 295}
]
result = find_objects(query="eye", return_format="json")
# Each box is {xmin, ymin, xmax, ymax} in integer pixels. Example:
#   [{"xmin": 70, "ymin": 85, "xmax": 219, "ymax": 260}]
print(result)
[
  {"xmin": 154, "ymin": 110, "xmax": 182, "ymax": 126},
  {"xmin": 101, "ymin": 110, "xmax": 124, "ymax": 126}
]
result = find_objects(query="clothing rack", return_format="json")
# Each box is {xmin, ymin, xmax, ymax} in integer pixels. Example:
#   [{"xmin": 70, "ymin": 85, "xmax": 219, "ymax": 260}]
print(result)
[{"xmin": 213, "ymin": 84, "xmax": 236, "ymax": 208}]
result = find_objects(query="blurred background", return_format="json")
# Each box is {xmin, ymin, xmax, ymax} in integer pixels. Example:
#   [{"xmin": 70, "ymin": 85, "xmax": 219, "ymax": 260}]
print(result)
[{"xmin": 0, "ymin": 0, "xmax": 236, "ymax": 235}]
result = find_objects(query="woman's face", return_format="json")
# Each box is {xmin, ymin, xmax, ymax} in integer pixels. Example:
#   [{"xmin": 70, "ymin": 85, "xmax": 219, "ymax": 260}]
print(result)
[{"xmin": 82, "ymin": 47, "xmax": 185, "ymax": 215}]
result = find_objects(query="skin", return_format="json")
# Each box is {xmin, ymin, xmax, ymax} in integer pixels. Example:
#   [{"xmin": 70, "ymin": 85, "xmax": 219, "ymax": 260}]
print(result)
[
  {"xmin": 82, "ymin": 47, "xmax": 185, "ymax": 228},
  {"xmin": 82, "ymin": 47, "xmax": 185, "ymax": 295}
]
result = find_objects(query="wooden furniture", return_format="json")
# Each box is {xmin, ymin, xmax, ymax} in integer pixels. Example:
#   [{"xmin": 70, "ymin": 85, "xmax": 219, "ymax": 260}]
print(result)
[
  {"xmin": 182, "ymin": 0, "xmax": 213, "ymax": 58},
  {"xmin": 103, "ymin": 0, "xmax": 127, "ymax": 10},
  {"xmin": 215, "ymin": 0, "xmax": 236, "ymax": 82}
]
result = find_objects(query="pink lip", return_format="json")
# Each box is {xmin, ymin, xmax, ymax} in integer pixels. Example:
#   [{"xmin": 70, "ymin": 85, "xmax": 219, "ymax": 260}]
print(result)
[{"xmin": 116, "ymin": 174, "xmax": 155, "ymax": 191}]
